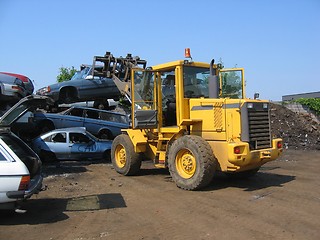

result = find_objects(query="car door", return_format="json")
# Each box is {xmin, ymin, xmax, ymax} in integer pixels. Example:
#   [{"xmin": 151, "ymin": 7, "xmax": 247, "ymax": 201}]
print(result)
[
  {"xmin": 0, "ymin": 142, "xmax": 27, "ymax": 204},
  {"xmin": 59, "ymin": 107, "xmax": 85, "ymax": 128},
  {"xmin": 82, "ymin": 109, "xmax": 101, "ymax": 136},
  {"xmin": 44, "ymin": 132, "xmax": 70, "ymax": 160},
  {"xmin": 69, "ymin": 132, "xmax": 98, "ymax": 160},
  {"xmin": 79, "ymin": 77, "xmax": 111, "ymax": 99}
]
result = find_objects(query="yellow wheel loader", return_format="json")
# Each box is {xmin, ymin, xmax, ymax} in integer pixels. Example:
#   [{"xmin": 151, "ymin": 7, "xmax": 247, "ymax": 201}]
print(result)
[{"xmin": 92, "ymin": 50, "xmax": 283, "ymax": 190}]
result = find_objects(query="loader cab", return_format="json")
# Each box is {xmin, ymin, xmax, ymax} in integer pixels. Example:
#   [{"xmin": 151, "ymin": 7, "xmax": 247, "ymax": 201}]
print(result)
[{"xmin": 131, "ymin": 62, "xmax": 245, "ymax": 130}]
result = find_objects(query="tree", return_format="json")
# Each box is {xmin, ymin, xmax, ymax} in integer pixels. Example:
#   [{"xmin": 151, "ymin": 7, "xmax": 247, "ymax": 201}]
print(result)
[{"xmin": 57, "ymin": 66, "xmax": 77, "ymax": 83}]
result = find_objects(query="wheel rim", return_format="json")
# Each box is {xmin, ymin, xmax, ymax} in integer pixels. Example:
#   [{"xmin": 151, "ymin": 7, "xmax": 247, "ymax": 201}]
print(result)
[
  {"xmin": 175, "ymin": 149, "xmax": 196, "ymax": 179},
  {"xmin": 115, "ymin": 144, "xmax": 126, "ymax": 168}
]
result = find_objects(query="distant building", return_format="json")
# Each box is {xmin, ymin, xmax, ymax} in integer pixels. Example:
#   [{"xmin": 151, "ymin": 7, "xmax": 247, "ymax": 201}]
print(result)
[{"xmin": 282, "ymin": 91, "xmax": 320, "ymax": 101}]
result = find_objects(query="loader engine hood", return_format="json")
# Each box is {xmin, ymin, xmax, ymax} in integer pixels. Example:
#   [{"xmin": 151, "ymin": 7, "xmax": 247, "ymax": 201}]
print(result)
[{"xmin": 189, "ymin": 98, "xmax": 271, "ymax": 150}]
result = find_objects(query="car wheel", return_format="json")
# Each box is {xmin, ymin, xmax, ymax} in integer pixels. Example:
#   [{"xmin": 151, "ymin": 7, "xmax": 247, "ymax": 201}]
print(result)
[
  {"xmin": 60, "ymin": 88, "xmax": 77, "ymax": 104},
  {"xmin": 98, "ymin": 129, "xmax": 113, "ymax": 140},
  {"xmin": 94, "ymin": 100, "xmax": 109, "ymax": 110},
  {"xmin": 103, "ymin": 150, "xmax": 111, "ymax": 162}
]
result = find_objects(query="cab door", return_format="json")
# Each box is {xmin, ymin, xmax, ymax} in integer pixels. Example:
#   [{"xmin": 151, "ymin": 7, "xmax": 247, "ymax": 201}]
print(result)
[
  {"xmin": 218, "ymin": 68, "xmax": 245, "ymax": 99},
  {"xmin": 131, "ymin": 69, "xmax": 158, "ymax": 129}
]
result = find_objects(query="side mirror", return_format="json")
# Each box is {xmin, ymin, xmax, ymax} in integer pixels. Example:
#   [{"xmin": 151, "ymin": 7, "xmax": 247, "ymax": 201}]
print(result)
[{"xmin": 254, "ymin": 92, "xmax": 260, "ymax": 99}]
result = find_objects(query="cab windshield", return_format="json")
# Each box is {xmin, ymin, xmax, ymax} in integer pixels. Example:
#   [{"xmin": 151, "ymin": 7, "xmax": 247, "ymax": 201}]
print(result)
[
  {"xmin": 183, "ymin": 66, "xmax": 244, "ymax": 99},
  {"xmin": 183, "ymin": 66, "xmax": 210, "ymax": 98}
]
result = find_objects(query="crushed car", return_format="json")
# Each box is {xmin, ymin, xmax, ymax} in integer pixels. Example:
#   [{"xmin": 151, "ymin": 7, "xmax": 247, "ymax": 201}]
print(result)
[
  {"xmin": 0, "ymin": 73, "xmax": 28, "ymax": 111},
  {"xmin": 32, "ymin": 106, "xmax": 129, "ymax": 140},
  {"xmin": 0, "ymin": 72, "xmax": 34, "ymax": 96},
  {"xmin": 35, "ymin": 64, "xmax": 121, "ymax": 109}
]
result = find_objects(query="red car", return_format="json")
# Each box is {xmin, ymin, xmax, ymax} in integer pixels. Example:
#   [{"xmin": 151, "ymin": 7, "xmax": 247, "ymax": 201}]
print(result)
[{"xmin": 0, "ymin": 72, "xmax": 34, "ymax": 96}]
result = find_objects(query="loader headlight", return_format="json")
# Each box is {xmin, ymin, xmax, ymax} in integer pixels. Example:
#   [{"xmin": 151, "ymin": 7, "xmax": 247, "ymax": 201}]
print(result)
[
  {"xmin": 247, "ymin": 103, "xmax": 253, "ymax": 108},
  {"xmin": 263, "ymin": 103, "xmax": 268, "ymax": 109}
]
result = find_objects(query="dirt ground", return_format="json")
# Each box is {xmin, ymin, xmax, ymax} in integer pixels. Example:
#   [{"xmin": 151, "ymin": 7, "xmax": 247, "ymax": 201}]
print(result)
[{"xmin": 1, "ymin": 149, "xmax": 319, "ymax": 240}]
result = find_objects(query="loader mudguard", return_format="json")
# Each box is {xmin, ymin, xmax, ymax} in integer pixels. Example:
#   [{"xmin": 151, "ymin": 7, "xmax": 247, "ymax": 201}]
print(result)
[{"xmin": 122, "ymin": 129, "xmax": 148, "ymax": 152}]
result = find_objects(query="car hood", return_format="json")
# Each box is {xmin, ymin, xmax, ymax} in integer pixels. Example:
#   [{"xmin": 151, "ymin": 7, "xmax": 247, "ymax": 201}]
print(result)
[{"xmin": 0, "ymin": 95, "xmax": 54, "ymax": 126}]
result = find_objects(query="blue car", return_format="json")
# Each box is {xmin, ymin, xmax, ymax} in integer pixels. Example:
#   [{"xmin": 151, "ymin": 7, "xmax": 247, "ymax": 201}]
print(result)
[
  {"xmin": 31, "ymin": 127, "xmax": 112, "ymax": 162},
  {"xmin": 35, "ymin": 64, "xmax": 121, "ymax": 108},
  {"xmin": 33, "ymin": 106, "xmax": 129, "ymax": 140}
]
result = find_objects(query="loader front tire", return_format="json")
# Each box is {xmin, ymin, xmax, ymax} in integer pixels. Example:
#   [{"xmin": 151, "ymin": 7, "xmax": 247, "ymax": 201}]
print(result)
[
  {"xmin": 111, "ymin": 134, "xmax": 141, "ymax": 176},
  {"xmin": 168, "ymin": 135, "xmax": 217, "ymax": 190}
]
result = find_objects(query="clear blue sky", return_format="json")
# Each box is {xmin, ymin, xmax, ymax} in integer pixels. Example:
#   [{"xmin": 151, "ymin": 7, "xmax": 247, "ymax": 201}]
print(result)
[{"xmin": 1, "ymin": 0, "xmax": 319, "ymax": 101}]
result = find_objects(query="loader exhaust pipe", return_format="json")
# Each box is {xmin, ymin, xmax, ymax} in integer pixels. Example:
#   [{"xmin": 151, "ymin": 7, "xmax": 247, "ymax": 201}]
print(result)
[{"xmin": 208, "ymin": 59, "xmax": 220, "ymax": 98}]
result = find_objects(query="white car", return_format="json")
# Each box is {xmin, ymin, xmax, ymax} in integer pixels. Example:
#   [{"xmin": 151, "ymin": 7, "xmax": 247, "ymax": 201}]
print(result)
[{"xmin": 0, "ymin": 95, "xmax": 53, "ymax": 210}]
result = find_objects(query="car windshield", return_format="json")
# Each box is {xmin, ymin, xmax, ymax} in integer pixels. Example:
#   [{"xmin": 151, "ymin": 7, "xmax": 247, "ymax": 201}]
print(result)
[
  {"xmin": 71, "ymin": 67, "xmax": 91, "ymax": 81},
  {"xmin": 70, "ymin": 71, "xmax": 82, "ymax": 81}
]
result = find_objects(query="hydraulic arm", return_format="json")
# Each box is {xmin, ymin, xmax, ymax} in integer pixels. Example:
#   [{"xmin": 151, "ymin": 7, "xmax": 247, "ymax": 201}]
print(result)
[{"xmin": 92, "ymin": 51, "xmax": 147, "ymax": 102}]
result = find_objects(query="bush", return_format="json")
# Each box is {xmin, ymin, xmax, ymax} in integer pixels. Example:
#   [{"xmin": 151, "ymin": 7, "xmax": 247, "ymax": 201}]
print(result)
[
  {"xmin": 57, "ymin": 66, "xmax": 77, "ymax": 83},
  {"xmin": 295, "ymin": 98, "xmax": 320, "ymax": 115}
]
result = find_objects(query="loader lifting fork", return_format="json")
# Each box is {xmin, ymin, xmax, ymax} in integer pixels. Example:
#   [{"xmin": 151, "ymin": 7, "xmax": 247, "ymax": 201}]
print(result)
[{"xmin": 92, "ymin": 51, "xmax": 147, "ymax": 102}]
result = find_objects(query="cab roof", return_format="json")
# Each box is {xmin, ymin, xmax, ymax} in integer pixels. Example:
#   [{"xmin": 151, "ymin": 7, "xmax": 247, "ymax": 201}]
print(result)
[{"xmin": 151, "ymin": 60, "xmax": 211, "ymax": 71}]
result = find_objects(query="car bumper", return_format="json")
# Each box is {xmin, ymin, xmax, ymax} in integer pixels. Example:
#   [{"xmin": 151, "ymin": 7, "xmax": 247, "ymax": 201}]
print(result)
[
  {"xmin": 6, "ymin": 174, "xmax": 43, "ymax": 199},
  {"xmin": 1, "ymin": 82, "xmax": 26, "ymax": 97},
  {"xmin": 36, "ymin": 90, "xmax": 59, "ymax": 101}
]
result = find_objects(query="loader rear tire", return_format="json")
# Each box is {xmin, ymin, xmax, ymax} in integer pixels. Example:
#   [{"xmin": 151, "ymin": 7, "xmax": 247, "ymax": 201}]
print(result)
[
  {"xmin": 111, "ymin": 134, "xmax": 141, "ymax": 176},
  {"xmin": 168, "ymin": 135, "xmax": 217, "ymax": 190}
]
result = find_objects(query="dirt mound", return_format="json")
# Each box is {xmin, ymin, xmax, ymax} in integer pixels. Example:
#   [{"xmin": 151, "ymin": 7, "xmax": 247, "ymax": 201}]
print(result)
[{"xmin": 270, "ymin": 103, "xmax": 320, "ymax": 150}]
